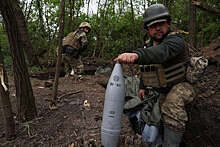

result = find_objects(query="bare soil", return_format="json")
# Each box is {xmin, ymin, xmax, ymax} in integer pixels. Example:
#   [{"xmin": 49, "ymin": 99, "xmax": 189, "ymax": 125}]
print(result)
[{"xmin": 0, "ymin": 73, "xmax": 136, "ymax": 147}]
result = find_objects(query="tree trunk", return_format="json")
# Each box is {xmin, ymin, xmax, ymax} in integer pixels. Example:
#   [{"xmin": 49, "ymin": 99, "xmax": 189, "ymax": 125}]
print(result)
[
  {"xmin": 25, "ymin": 0, "xmax": 34, "ymax": 21},
  {"xmin": 99, "ymin": 0, "xmax": 108, "ymax": 58},
  {"xmin": 189, "ymin": 0, "xmax": 197, "ymax": 49},
  {"xmin": 0, "ymin": 0, "xmax": 37, "ymax": 121},
  {"xmin": 87, "ymin": 0, "xmax": 91, "ymax": 16},
  {"xmin": 36, "ymin": 0, "xmax": 46, "ymax": 36},
  {"xmin": 130, "ymin": 0, "xmax": 136, "ymax": 50},
  {"xmin": 68, "ymin": 0, "xmax": 75, "ymax": 32},
  {"xmin": 14, "ymin": 0, "xmax": 41, "ymax": 67},
  {"xmin": 51, "ymin": 0, "xmax": 66, "ymax": 106},
  {"xmin": 0, "ymin": 46, "xmax": 15, "ymax": 140},
  {"xmin": 92, "ymin": 0, "xmax": 101, "ymax": 57}
]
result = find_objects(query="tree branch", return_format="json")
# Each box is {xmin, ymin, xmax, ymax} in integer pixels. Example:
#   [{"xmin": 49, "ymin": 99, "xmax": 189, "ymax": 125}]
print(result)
[{"xmin": 192, "ymin": 1, "xmax": 220, "ymax": 16}]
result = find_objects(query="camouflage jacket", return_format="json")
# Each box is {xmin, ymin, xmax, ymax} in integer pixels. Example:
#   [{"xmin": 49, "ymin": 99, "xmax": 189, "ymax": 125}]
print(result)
[{"xmin": 62, "ymin": 29, "xmax": 88, "ymax": 50}]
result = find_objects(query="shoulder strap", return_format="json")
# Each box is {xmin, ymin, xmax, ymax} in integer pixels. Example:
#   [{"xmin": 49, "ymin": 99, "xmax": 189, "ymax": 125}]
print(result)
[{"xmin": 73, "ymin": 29, "xmax": 83, "ymax": 38}]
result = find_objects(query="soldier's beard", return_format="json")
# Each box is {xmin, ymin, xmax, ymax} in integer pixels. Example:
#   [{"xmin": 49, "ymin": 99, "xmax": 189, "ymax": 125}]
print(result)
[{"xmin": 150, "ymin": 30, "xmax": 169, "ymax": 43}]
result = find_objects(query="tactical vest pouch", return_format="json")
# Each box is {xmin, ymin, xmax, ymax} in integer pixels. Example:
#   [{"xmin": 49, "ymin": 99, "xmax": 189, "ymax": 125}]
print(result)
[
  {"xmin": 141, "ymin": 65, "xmax": 161, "ymax": 88},
  {"xmin": 164, "ymin": 62, "xmax": 186, "ymax": 85},
  {"xmin": 140, "ymin": 63, "xmax": 186, "ymax": 88}
]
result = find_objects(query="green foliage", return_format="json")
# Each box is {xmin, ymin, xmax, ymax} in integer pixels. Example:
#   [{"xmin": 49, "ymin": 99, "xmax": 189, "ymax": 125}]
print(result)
[
  {"xmin": 195, "ymin": 0, "xmax": 220, "ymax": 46},
  {"xmin": 1, "ymin": 0, "xmax": 220, "ymax": 63},
  {"xmin": 0, "ymin": 25, "xmax": 12, "ymax": 68}
]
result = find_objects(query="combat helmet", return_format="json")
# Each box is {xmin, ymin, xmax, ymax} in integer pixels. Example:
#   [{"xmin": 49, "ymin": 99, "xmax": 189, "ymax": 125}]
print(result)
[
  {"xmin": 79, "ymin": 22, "xmax": 91, "ymax": 31},
  {"xmin": 143, "ymin": 4, "xmax": 170, "ymax": 29}
]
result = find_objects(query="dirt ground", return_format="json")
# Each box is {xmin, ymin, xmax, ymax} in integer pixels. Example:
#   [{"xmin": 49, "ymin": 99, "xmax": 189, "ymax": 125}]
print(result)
[
  {"xmin": 0, "ymin": 37, "xmax": 220, "ymax": 147},
  {"xmin": 0, "ymin": 73, "xmax": 136, "ymax": 147},
  {"xmin": 0, "ymin": 63, "xmax": 219, "ymax": 147}
]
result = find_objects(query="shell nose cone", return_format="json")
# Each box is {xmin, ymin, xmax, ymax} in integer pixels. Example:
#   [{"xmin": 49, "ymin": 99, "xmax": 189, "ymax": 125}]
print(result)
[{"xmin": 101, "ymin": 62, "xmax": 125, "ymax": 147}]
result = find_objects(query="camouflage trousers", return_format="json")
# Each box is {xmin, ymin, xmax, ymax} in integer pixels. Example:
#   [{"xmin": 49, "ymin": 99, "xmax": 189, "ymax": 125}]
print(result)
[
  {"xmin": 160, "ymin": 82, "xmax": 196, "ymax": 131},
  {"xmin": 62, "ymin": 54, "xmax": 83, "ymax": 75}
]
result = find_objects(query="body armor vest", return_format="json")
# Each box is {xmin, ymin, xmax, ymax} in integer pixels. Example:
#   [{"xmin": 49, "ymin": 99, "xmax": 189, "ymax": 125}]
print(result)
[
  {"xmin": 62, "ymin": 30, "xmax": 85, "ymax": 49},
  {"xmin": 140, "ymin": 32, "xmax": 189, "ymax": 88}
]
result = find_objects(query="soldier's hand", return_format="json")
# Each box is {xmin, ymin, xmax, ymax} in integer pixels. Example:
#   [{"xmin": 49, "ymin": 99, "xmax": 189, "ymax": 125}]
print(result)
[
  {"xmin": 139, "ymin": 89, "xmax": 145, "ymax": 101},
  {"xmin": 113, "ymin": 53, "xmax": 138, "ymax": 64}
]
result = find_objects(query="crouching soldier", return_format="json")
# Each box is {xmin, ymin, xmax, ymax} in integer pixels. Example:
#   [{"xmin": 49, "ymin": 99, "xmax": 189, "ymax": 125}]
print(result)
[
  {"xmin": 115, "ymin": 4, "xmax": 198, "ymax": 147},
  {"xmin": 62, "ymin": 22, "xmax": 91, "ymax": 76}
]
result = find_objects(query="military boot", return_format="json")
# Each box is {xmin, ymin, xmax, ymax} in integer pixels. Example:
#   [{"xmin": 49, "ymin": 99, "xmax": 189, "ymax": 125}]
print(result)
[{"xmin": 162, "ymin": 126, "xmax": 183, "ymax": 147}]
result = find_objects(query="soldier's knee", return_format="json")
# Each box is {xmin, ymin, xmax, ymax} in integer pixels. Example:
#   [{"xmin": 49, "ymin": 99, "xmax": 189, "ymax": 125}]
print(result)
[
  {"xmin": 175, "ymin": 82, "xmax": 196, "ymax": 104},
  {"xmin": 165, "ymin": 82, "xmax": 195, "ymax": 105}
]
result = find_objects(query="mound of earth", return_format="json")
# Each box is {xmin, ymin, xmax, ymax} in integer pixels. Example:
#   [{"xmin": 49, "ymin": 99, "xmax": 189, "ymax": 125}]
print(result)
[{"xmin": 184, "ymin": 36, "xmax": 220, "ymax": 146}]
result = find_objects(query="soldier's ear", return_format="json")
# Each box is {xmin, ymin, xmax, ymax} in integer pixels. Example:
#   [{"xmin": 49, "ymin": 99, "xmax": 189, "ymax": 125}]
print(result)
[{"xmin": 146, "ymin": 28, "xmax": 150, "ymax": 32}]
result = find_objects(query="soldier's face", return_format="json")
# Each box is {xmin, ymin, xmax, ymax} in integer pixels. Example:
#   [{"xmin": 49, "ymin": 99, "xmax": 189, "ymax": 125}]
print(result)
[
  {"xmin": 148, "ymin": 21, "xmax": 169, "ymax": 42},
  {"xmin": 84, "ymin": 27, "xmax": 90, "ymax": 33}
]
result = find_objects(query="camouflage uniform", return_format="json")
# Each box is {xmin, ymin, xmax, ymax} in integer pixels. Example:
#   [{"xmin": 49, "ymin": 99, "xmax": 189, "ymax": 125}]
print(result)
[
  {"xmin": 126, "ymin": 34, "xmax": 209, "ymax": 147},
  {"xmin": 133, "ymin": 31, "xmax": 196, "ymax": 132},
  {"xmin": 123, "ymin": 3, "xmax": 209, "ymax": 146},
  {"xmin": 161, "ymin": 82, "xmax": 196, "ymax": 130},
  {"xmin": 62, "ymin": 29, "xmax": 88, "ymax": 75},
  {"xmin": 186, "ymin": 57, "xmax": 208, "ymax": 83}
]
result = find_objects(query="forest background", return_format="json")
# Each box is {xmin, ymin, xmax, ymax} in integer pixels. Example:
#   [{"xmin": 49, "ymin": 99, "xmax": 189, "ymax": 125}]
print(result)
[
  {"xmin": 0, "ymin": 0, "xmax": 219, "ymax": 71},
  {"xmin": 0, "ymin": 0, "xmax": 219, "ymax": 145}
]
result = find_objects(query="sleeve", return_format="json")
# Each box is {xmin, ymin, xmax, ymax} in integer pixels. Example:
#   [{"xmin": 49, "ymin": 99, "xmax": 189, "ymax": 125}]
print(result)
[{"xmin": 133, "ymin": 35, "xmax": 185, "ymax": 65}]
